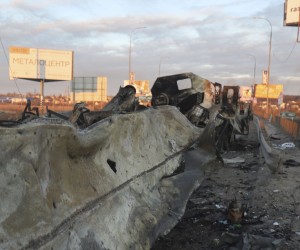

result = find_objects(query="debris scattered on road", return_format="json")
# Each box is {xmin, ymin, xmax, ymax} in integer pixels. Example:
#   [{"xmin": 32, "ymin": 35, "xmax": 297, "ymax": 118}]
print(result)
[
  {"xmin": 269, "ymin": 133, "xmax": 281, "ymax": 140},
  {"xmin": 218, "ymin": 219, "xmax": 229, "ymax": 225},
  {"xmin": 273, "ymin": 142, "xmax": 296, "ymax": 150},
  {"xmin": 283, "ymin": 159, "xmax": 300, "ymax": 167},
  {"xmin": 215, "ymin": 204, "xmax": 226, "ymax": 209},
  {"xmin": 223, "ymin": 156, "xmax": 245, "ymax": 164},
  {"xmin": 227, "ymin": 199, "xmax": 244, "ymax": 224},
  {"xmin": 221, "ymin": 232, "xmax": 241, "ymax": 245}
]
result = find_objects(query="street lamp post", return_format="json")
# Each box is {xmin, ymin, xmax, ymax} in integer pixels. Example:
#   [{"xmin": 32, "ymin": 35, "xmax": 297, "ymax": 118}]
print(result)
[
  {"xmin": 253, "ymin": 17, "xmax": 272, "ymax": 116},
  {"xmin": 129, "ymin": 27, "xmax": 147, "ymax": 84},
  {"xmin": 158, "ymin": 56, "xmax": 169, "ymax": 76},
  {"xmin": 247, "ymin": 54, "xmax": 256, "ymax": 86}
]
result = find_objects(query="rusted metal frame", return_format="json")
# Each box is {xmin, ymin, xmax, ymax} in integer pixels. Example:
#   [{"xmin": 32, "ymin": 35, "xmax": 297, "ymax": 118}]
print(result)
[
  {"xmin": 46, "ymin": 107, "xmax": 69, "ymax": 120},
  {"xmin": 21, "ymin": 99, "xmax": 39, "ymax": 120},
  {"xmin": 215, "ymin": 114, "xmax": 231, "ymax": 151},
  {"xmin": 0, "ymin": 120, "xmax": 21, "ymax": 127}
]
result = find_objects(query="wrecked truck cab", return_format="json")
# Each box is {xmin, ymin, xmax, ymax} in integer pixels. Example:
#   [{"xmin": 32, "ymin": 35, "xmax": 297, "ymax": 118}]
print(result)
[
  {"xmin": 151, "ymin": 72, "xmax": 211, "ymax": 127},
  {"xmin": 221, "ymin": 85, "xmax": 252, "ymax": 135},
  {"xmin": 151, "ymin": 72, "xmax": 205, "ymax": 107},
  {"xmin": 215, "ymin": 85, "xmax": 253, "ymax": 152}
]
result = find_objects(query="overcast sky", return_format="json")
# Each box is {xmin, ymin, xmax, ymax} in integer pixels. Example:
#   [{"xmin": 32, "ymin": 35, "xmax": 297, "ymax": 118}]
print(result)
[{"xmin": 0, "ymin": 0, "xmax": 299, "ymax": 96}]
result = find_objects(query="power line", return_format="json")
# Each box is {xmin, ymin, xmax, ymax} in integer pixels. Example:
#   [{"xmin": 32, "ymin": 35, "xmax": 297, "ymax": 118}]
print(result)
[
  {"xmin": 273, "ymin": 39, "xmax": 298, "ymax": 64},
  {"xmin": 0, "ymin": 36, "xmax": 22, "ymax": 96}
]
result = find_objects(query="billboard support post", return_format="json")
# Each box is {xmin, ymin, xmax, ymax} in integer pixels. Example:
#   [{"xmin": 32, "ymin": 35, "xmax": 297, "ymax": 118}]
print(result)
[
  {"xmin": 298, "ymin": 10, "xmax": 300, "ymax": 42},
  {"xmin": 40, "ymin": 79, "xmax": 44, "ymax": 114}
]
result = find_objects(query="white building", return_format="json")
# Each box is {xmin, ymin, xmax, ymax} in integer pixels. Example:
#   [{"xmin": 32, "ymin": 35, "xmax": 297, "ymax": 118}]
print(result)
[{"xmin": 11, "ymin": 97, "xmax": 27, "ymax": 104}]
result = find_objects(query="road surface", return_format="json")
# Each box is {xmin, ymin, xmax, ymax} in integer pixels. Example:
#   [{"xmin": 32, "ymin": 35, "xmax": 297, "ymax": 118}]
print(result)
[{"xmin": 152, "ymin": 117, "xmax": 300, "ymax": 249}]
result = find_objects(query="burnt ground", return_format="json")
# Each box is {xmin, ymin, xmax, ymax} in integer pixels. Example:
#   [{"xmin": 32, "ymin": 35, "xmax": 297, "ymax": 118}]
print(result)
[{"xmin": 152, "ymin": 119, "xmax": 300, "ymax": 250}]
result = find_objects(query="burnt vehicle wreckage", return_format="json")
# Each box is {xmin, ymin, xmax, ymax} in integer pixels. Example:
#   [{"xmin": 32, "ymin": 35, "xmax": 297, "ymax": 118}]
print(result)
[
  {"xmin": 150, "ymin": 72, "xmax": 252, "ymax": 153},
  {"xmin": 0, "ymin": 72, "xmax": 253, "ymax": 249},
  {"xmin": 0, "ymin": 72, "xmax": 252, "ymax": 154}
]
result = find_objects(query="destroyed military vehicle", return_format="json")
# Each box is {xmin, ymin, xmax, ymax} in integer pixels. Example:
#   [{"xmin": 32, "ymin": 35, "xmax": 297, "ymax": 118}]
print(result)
[
  {"xmin": 151, "ymin": 72, "xmax": 210, "ymax": 128},
  {"xmin": 150, "ymin": 72, "xmax": 252, "ymax": 153}
]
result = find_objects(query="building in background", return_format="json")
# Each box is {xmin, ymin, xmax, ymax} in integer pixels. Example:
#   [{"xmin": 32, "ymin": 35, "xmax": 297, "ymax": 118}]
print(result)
[
  {"xmin": 70, "ymin": 77, "xmax": 107, "ymax": 103},
  {"xmin": 239, "ymin": 86, "xmax": 253, "ymax": 102}
]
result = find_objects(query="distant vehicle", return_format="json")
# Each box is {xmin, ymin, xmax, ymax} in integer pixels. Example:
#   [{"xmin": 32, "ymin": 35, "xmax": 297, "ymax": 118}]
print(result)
[{"xmin": 0, "ymin": 97, "xmax": 12, "ymax": 103}]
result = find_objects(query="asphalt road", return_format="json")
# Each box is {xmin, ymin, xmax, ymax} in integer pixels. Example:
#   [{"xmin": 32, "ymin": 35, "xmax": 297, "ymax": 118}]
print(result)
[{"xmin": 152, "ymin": 117, "xmax": 300, "ymax": 249}]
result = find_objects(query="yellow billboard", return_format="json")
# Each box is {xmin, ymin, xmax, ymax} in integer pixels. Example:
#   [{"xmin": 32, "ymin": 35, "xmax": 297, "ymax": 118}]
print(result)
[
  {"xmin": 9, "ymin": 46, "xmax": 74, "ymax": 81},
  {"xmin": 254, "ymin": 84, "xmax": 283, "ymax": 99}
]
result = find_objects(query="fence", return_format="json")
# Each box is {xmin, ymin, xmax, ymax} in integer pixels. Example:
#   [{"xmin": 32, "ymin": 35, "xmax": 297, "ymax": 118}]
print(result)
[{"xmin": 253, "ymin": 107, "xmax": 300, "ymax": 139}]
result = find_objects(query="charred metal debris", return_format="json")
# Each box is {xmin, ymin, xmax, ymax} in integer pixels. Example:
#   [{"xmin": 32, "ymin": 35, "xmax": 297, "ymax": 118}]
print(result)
[
  {"xmin": 0, "ymin": 72, "xmax": 252, "ymax": 153},
  {"xmin": 151, "ymin": 73, "xmax": 253, "ymax": 153}
]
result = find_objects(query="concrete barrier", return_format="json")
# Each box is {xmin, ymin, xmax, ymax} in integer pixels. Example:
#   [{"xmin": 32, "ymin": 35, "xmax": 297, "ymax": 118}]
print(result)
[
  {"xmin": 0, "ymin": 106, "xmax": 217, "ymax": 250},
  {"xmin": 253, "ymin": 116, "xmax": 282, "ymax": 174}
]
